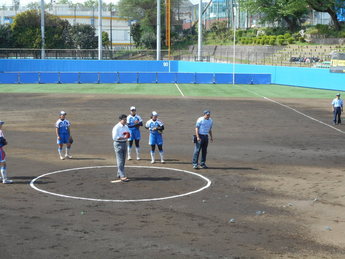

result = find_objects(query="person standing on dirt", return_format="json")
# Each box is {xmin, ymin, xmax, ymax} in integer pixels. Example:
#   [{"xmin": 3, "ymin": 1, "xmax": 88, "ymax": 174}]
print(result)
[
  {"xmin": 0, "ymin": 120, "xmax": 13, "ymax": 184},
  {"xmin": 112, "ymin": 114, "xmax": 130, "ymax": 182},
  {"xmin": 192, "ymin": 110, "xmax": 213, "ymax": 169},
  {"xmin": 55, "ymin": 111, "xmax": 73, "ymax": 160},
  {"xmin": 127, "ymin": 106, "xmax": 143, "ymax": 160},
  {"xmin": 145, "ymin": 111, "xmax": 165, "ymax": 164},
  {"xmin": 331, "ymin": 93, "xmax": 343, "ymax": 125}
]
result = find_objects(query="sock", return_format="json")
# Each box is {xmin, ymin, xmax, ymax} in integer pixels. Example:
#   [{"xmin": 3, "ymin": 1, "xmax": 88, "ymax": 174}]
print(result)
[
  {"xmin": 66, "ymin": 147, "xmax": 71, "ymax": 155},
  {"xmin": 128, "ymin": 146, "xmax": 132, "ymax": 156},
  {"xmin": 159, "ymin": 151, "xmax": 164, "ymax": 161},
  {"xmin": 1, "ymin": 166, "xmax": 7, "ymax": 180},
  {"xmin": 150, "ymin": 151, "xmax": 155, "ymax": 161},
  {"xmin": 135, "ymin": 147, "xmax": 140, "ymax": 156},
  {"xmin": 58, "ymin": 147, "xmax": 63, "ymax": 157}
]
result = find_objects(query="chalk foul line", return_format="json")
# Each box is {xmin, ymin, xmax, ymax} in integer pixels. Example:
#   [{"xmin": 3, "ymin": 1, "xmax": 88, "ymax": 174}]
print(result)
[
  {"xmin": 241, "ymin": 86, "xmax": 345, "ymax": 135},
  {"xmin": 175, "ymin": 83, "xmax": 185, "ymax": 97}
]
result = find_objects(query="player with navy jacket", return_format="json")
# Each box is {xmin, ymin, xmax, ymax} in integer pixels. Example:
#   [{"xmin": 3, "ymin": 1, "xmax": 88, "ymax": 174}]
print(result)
[
  {"xmin": 127, "ymin": 106, "xmax": 143, "ymax": 160},
  {"xmin": 145, "ymin": 111, "xmax": 165, "ymax": 164},
  {"xmin": 55, "ymin": 111, "xmax": 73, "ymax": 160}
]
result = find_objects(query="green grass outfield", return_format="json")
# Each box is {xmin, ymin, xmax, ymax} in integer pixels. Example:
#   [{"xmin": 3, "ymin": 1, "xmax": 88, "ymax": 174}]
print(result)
[{"xmin": 0, "ymin": 83, "xmax": 341, "ymax": 98}]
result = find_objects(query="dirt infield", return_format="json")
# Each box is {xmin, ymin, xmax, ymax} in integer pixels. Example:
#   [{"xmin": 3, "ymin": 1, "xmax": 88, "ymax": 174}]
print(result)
[{"xmin": 1, "ymin": 93, "xmax": 345, "ymax": 258}]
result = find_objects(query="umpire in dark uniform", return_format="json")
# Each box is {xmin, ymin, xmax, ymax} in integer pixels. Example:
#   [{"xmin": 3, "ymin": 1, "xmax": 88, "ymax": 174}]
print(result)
[{"xmin": 192, "ymin": 110, "xmax": 213, "ymax": 169}]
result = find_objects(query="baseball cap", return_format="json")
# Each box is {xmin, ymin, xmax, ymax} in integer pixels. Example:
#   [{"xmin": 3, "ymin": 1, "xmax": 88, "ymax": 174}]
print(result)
[
  {"xmin": 336, "ymin": 93, "xmax": 340, "ymax": 96},
  {"xmin": 151, "ymin": 111, "xmax": 158, "ymax": 116},
  {"xmin": 0, "ymin": 120, "xmax": 4, "ymax": 125},
  {"xmin": 203, "ymin": 110, "xmax": 211, "ymax": 115},
  {"xmin": 60, "ymin": 111, "xmax": 67, "ymax": 115},
  {"xmin": 130, "ymin": 106, "xmax": 136, "ymax": 111}
]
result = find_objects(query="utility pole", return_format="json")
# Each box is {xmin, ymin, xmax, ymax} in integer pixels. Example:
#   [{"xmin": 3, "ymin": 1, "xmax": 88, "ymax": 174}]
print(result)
[
  {"xmin": 157, "ymin": 0, "xmax": 161, "ymax": 60},
  {"xmin": 98, "ymin": 0, "xmax": 102, "ymax": 60},
  {"xmin": 40, "ymin": 0, "xmax": 45, "ymax": 59},
  {"xmin": 197, "ymin": 0, "xmax": 202, "ymax": 61}
]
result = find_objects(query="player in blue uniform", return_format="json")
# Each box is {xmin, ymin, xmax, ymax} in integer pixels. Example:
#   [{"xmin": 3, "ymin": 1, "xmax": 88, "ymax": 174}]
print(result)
[
  {"xmin": 331, "ymin": 93, "xmax": 343, "ymax": 125},
  {"xmin": 55, "ymin": 111, "xmax": 73, "ymax": 160},
  {"xmin": 0, "ymin": 120, "xmax": 13, "ymax": 184},
  {"xmin": 127, "ymin": 106, "xmax": 143, "ymax": 160},
  {"xmin": 145, "ymin": 111, "xmax": 165, "ymax": 164}
]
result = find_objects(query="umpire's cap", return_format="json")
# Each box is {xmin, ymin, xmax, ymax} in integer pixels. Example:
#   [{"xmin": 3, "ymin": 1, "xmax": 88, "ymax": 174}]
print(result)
[
  {"xmin": 203, "ymin": 110, "xmax": 211, "ymax": 115},
  {"xmin": 60, "ymin": 111, "xmax": 67, "ymax": 115},
  {"xmin": 0, "ymin": 120, "xmax": 4, "ymax": 125},
  {"xmin": 151, "ymin": 111, "xmax": 158, "ymax": 116}
]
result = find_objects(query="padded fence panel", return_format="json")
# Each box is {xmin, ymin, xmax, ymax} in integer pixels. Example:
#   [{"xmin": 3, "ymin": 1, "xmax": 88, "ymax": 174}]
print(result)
[
  {"xmin": 235, "ymin": 74, "xmax": 271, "ymax": 84},
  {"xmin": 79, "ymin": 73, "xmax": 99, "ymax": 84},
  {"xmin": 214, "ymin": 73, "xmax": 232, "ymax": 84},
  {"xmin": 39, "ymin": 73, "xmax": 59, "ymax": 84},
  {"xmin": 157, "ymin": 72, "xmax": 176, "ymax": 83},
  {"xmin": 0, "ymin": 73, "xmax": 18, "ymax": 84},
  {"xmin": 118, "ymin": 72, "xmax": 138, "ymax": 83},
  {"xmin": 99, "ymin": 73, "xmax": 117, "ymax": 83},
  {"xmin": 19, "ymin": 72, "xmax": 39, "ymax": 84},
  {"xmin": 176, "ymin": 73, "xmax": 195, "ymax": 84},
  {"xmin": 195, "ymin": 73, "xmax": 214, "ymax": 84},
  {"xmin": 138, "ymin": 73, "xmax": 157, "ymax": 84},
  {"xmin": 59, "ymin": 73, "xmax": 79, "ymax": 84}
]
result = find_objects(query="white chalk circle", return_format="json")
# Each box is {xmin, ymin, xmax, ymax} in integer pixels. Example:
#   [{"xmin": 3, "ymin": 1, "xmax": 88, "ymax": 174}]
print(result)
[{"xmin": 30, "ymin": 165, "xmax": 212, "ymax": 203}]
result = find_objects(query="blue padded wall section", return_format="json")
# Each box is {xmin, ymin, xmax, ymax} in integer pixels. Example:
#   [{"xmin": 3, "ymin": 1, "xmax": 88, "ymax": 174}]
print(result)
[
  {"xmin": 177, "ymin": 73, "xmax": 195, "ymax": 84},
  {"xmin": 157, "ymin": 72, "xmax": 176, "ymax": 83},
  {"xmin": 215, "ymin": 73, "xmax": 232, "ymax": 84},
  {"xmin": 119, "ymin": 72, "xmax": 137, "ymax": 83},
  {"xmin": 60, "ymin": 73, "xmax": 79, "ymax": 84},
  {"xmin": 99, "ymin": 73, "xmax": 117, "ymax": 83},
  {"xmin": 0, "ymin": 73, "xmax": 18, "ymax": 84},
  {"xmin": 195, "ymin": 73, "xmax": 214, "ymax": 84},
  {"xmin": 19, "ymin": 72, "xmax": 39, "ymax": 84},
  {"xmin": 79, "ymin": 73, "xmax": 99, "ymax": 84},
  {"xmin": 139, "ymin": 73, "xmax": 157, "ymax": 83},
  {"xmin": 39, "ymin": 73, "xmax": 59, "ymax": 84}
]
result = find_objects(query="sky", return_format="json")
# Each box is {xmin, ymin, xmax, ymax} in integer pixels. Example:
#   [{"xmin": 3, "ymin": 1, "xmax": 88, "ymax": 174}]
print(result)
[{"xmin": 2, "ymin": 0, "xmax": 204, "ymax": 7}]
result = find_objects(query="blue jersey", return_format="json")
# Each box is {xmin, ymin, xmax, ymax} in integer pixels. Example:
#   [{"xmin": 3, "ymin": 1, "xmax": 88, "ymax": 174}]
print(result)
[
  {"xmin": 196, "ymin": 117, "xmax": 213, "ymax": 135},
  {"xmin": 127, "ymin": 114, "xmax": 142, "ymax": 141},
  {"xmin": 56, "ymin": 119, "xmax": 71, "ymax": 136},
  {"xmin": 146, "ymin": 119, "xmax": 164, "ymax": 146}
]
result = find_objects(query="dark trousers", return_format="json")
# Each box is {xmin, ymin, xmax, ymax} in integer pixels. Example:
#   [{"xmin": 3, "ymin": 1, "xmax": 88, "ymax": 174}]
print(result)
[
  {"xmin": 192, "ymin": 135, "xmax": 209, "ymax": 166},
  {"xmin": 333, "ymin": 107, "xmax": 342, "ymax": 124}
]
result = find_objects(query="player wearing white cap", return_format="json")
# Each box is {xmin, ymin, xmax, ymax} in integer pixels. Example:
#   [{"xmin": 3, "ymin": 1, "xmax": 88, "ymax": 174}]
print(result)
[
  {"xmin": 55, "ymin": 111, "xmax": 73, "ymax": 160},
  {"xmin": 145, "ymin": 111, "xmax": 165, "ymax": 163},
  {"xmin": 0, "ymin": 120, "xmax": 13, "ymax": 184},
  {"xmin": 127, "ymin": 106, "xmax": 143, "ymax": 160},
  {"xmin": 331, "ymin": 93, "xmax": 343, "ymax": 125}
]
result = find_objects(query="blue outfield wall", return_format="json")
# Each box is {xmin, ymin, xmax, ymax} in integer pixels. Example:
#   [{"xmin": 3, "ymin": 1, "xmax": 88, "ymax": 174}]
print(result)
[{"xmin": 0, "ymin": 59, "xmax": 344, "ymax": 90}]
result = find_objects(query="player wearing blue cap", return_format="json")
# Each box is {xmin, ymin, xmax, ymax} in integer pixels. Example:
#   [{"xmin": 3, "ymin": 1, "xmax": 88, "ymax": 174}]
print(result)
[
  {"xmin": 127, "ymin": 106, "xmax": 143, "ymax": 160},
  {"xmin": 55, "ymin": 111, "xmax": 73, "ymax": 160},
  {"xmin": 145, "ymin": 111, "xmax": 165, "ymax": 163},
  {"xmin": 192, "ymin": 110, "xmax": 213, "ymax": 169},
  {"xmin": 0, "ymin": 120, "xmax": 13, "ymax": 184}
]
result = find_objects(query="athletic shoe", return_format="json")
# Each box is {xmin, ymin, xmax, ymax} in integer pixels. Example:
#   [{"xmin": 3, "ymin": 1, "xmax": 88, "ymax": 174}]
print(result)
[
  {"xmin": 60, "ymin": 155, "xmax": 65, "ymax": 160},
  {"xmin": 65, "ymin": 154, "xmax": 72, "ymax": 159},
  {"xmin": 151, "ymin": 159, "xmax": 155, "ymax": 164},
  {"xmin": 2, "ymin": 179, "xmax": 13, "ymax": 184},
  {"xmin": 161, "ymin": 159, "xmax": 165, "ymax": 164},
  {"xmin": 128, "ymin": 155, "xmax": 132, "ymax": 160},
  {"xmin": 136, "ymin": 155, "xmax": 140, "ymax": 160},
  {"xmin": 193, "ymin": 165, "xmax": 199, "ymax": 169},
  {"xmin": 201, "ymin": 164, "xmax": 208, "ymax": 169}
]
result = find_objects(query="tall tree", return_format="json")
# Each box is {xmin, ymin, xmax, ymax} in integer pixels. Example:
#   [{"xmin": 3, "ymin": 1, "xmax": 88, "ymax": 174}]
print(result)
[
  {"xmin": 70, "ymin": 24, "xmax": 98, "ymax": 49},
  {"xmin": 11, "ymin": 10, "xmax": 72, "ymax": 48},
  {"xmin": 306, "ymin": 0, "xmax": 344, "ymax": 30},
  {"xmin": 0, "ymin": 24, "xmax": 14, "ymax": 48},
  {"xmin": 241, "ymin": 0, "xmax": 309, "ymax": 32}
]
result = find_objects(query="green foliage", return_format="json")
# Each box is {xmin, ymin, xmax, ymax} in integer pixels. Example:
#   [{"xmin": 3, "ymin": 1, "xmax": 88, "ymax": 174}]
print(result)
[
  {"xmin": 0, "ymin": 24, "xmax": 14, "ymax": 48},
  {"xmin": 11, "ymin": 10, "xmax": 72, "ymax": 49},
  {"xmin": 140, "ymin": 31, "xmax": 156, "ymax": 49},
  {"xmin": 70, "ymin": 24, "xmax": 97, "ymax": 49}
]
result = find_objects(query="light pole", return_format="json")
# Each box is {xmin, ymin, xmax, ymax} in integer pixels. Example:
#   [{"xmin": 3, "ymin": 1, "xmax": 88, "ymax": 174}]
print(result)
[
  {"xmin": 157, "ymin": 0, "xmax": 161, "ymax": 60},
  {"xmin": 197, "ymin": 0, "xmax": 202, "ymax": 61},
  {"xmin": 98, "ymin": 0, "xmax": 102, "ymax": 60},
  {"xmin": 40, "ymin": 0, "xmax": 45, "ymax": 59}
]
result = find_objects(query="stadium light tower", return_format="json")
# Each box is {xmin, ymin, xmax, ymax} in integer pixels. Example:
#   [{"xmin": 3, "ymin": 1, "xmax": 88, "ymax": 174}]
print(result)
[
  {"xmin": 157, "ymin": 0, "xmax": 161, "ymax": 60},
  {"xmin": 197, "ymin": 0, "xmax": 202, "ymax": 61},
  {"xmin": 40, "ymin": 0, "xmax": 45, "ymax": 59},
  {"xmin": 98, "ymin": 0, "xmax": 102, "ymax": 60}
]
